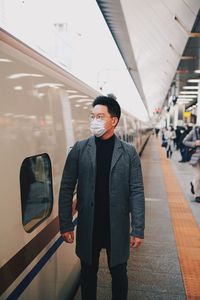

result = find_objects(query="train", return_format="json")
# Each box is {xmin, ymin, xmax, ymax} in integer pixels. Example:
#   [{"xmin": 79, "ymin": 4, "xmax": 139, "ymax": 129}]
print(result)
[{"xmin": 0, "ymin": 28, "xmax": 151, "ymax": 300}]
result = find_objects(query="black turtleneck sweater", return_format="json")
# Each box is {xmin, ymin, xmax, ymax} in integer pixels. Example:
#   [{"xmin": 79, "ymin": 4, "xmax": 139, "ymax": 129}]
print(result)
[{"xmin": 93, "ymin": 134, "xmax": 115, "ymax": 249}]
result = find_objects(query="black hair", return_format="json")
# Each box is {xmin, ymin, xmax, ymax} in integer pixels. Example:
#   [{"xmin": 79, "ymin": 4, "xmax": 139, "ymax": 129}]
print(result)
[{"xmin": 92, "ymin": 95, "xmax": 121, "ymax": 121}]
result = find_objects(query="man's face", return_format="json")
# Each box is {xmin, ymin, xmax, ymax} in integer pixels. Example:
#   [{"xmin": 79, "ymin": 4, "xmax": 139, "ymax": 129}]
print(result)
[{"xmin": 90, "ymin": 105, "xmax": 118, "ymax": 133}]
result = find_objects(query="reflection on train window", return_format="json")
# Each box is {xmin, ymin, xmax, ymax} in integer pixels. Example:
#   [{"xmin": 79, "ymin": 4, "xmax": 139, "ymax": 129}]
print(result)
[{"xmin": 20, "ymin": 153, "xmax": 53, "ymax": 232}]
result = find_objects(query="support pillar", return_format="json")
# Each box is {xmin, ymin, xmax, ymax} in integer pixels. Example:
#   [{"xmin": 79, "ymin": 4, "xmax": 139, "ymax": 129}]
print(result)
[
  {"xmin": 173, "ymin": 104, "xmax": 178, "ymax": 128},
  {"xmin": 166, "ymin": 111, "xmax": 170, "ymax": 128}
]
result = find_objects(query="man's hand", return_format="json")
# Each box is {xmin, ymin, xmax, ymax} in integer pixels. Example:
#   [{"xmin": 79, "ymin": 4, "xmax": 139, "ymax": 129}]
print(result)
[
  {"xmin": 62, "ymin": 231, "xmax": 74, "ymax": 243},
  {"xmin": 130, "ymin": 236, "xmax": 143, "ymax": 249}
]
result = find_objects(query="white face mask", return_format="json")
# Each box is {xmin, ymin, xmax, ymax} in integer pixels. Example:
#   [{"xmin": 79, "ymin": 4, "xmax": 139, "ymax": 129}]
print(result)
[{"xmin": 90, "ymin": 118, "xmax": 106, "ymax": 137}]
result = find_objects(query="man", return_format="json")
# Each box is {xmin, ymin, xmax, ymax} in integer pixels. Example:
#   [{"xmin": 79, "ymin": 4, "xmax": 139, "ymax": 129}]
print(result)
[
  {"xmin": 59, "ymin": 95, "xmax": 145, "ymax": 300},
  {"xmin": 183, "ymin": 125, "xmax": 200, "ymax": 203},
  {"xmin": 178, "ymin": 125, "xmax": 192, "ymax": 162}
]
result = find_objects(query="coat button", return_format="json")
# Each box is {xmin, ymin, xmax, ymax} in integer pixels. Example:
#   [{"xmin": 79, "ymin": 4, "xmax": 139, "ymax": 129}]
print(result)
[{"xmin": 91, "ymin": 202, "xmax": 94, "ymax": 207}]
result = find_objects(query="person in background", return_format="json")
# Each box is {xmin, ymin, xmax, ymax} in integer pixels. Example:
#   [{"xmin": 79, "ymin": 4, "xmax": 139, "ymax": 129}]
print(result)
[
  {"xmin": 183, "ymin": 125, "xmax": 200, "ymax": 203},
  {"xmin": 155, "ymin": 127, "xmax": 160, "ymax": 138},
  {"xmin": 160, "ymin": 127, "xmax": 167, "ymax": 147},
  {"xmin": 178, "ymin": 125, "xmax": 192, "ymax": 162},
  {"xmin": 175, "ymin": 126, "xmax": 182, "ymax": 150},
  {"xmin": 164, "ymin": 126, "xmax": 176, "ymax": 158},
  {"xmin": 58, "ymin": 95, "xmax": 145, "ymax": 300}
]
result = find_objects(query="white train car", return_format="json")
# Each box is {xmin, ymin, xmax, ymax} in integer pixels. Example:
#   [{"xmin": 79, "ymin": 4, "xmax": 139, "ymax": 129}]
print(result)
[{"xmin": 0, "ymin": 29, "xmax": 151, "ymax": 300}]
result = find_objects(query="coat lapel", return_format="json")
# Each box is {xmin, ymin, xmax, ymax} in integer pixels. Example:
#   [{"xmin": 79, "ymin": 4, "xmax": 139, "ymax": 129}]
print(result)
[
  {"xmin": 87, "ymin": 135, "xmax": 123, "ymax": 175},
  {"xmin": 110, "ymin": 136, "xmax": 123, "ymax": 172},
  {"xmin": 87, "ymin": 136, "xmax": 96, "ymax": 175}
]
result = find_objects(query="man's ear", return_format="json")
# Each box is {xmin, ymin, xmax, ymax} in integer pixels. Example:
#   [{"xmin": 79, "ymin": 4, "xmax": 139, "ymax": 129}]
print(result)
[{"xmin": 112, "ymin": 117, "xmax": 119, "ymax": 127}]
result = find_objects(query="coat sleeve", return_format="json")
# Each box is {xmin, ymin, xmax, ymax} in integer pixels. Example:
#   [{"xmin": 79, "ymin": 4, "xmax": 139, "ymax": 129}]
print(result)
[
  {"xmin": 183, "ymin": 130, "xmax": 196, "ymax": 148},
  {"xmin": 58, "ymin": 142, "xmax": 79, "ymax": 233},
  {"xmin": 128, "ymin": 146, "xmax": 145, "ymax": 238}
]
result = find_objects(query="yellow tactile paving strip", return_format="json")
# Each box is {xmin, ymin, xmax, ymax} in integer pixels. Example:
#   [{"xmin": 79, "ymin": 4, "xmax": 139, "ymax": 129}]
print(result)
[{"xmin": 158, "ymin": 142, "xmax": 200, "ymax": 300}]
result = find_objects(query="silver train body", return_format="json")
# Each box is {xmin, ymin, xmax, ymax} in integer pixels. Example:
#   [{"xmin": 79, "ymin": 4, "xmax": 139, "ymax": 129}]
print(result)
[{"xmin": 0, "ymin": 29, "xmax": 151, "ymax": 300}]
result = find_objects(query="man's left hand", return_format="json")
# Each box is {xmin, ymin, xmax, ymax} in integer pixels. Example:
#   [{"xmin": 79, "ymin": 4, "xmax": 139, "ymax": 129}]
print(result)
[{"xmin": 130, "ymin": 236, "xmax": 143, "ymax": 249}]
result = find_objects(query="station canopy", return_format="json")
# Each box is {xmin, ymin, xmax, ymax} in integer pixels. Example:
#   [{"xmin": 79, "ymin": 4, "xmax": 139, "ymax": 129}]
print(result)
[{"xmin": 96, "ymin": 0, "xmax": 200, "ymax": 116}]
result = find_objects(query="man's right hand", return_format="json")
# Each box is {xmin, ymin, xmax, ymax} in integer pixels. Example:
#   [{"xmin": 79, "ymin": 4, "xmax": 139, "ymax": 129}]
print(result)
[{"xmin": 62, "ymin": 231, "xmax": 74, "ymax": 243}]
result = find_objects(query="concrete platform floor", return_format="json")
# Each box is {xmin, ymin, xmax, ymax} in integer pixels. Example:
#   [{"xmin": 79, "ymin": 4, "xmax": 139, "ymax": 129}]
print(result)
[{"xmin": 74, "ymin": 136, "xmax": 200, "ymax": 299}]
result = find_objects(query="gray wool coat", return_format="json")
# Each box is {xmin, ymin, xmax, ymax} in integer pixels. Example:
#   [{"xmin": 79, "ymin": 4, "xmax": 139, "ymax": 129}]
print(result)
[
  {"xmin": 58, "ymin": 135, "xmax": 145, "ymax": 267},
  {"xmin": 183, "ymin": 127, "xmax": 200, "ymax": 166}
]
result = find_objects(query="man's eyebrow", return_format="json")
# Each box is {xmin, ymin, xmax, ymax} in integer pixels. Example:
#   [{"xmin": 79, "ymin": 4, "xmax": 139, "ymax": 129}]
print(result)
[{"xmin": 90, "ymin": 113, "xmax": 105, "ymax": 116}]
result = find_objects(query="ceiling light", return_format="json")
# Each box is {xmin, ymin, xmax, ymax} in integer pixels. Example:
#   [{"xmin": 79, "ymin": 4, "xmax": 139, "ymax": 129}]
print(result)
[
  {"xmin": 194, "ymin": 70, "xmax": 200, "ymax": 74},
  {"xmin": 177, "ymin": 97, "xmax": 193, "ymax": 100},
  {"xmin": 38, "ymin": 93, "xmax": 45, "ymax": 98},
  {"xmin": 177, "ymin": 100, "xmax": 189, "ymax": 103},
  {"xmin": 183, "ymin": 86, "xmax": 199, "ymax": 89},
  {"xmin": 180, "ymin": 56, "xmax": 196, "ymax": 60},
  {"xmin": 68, "ymin": 95, "xmax": 88, "ymax": 99},
  {"xmin": 8, "ymin": 73, "xmax": 44, "ymax": 79},
  {"xmin": 177, "ymin": 98, "xmax": 193, "ymax": 101},
  {"xmin": 77, "ymin": 99, "xmax": 92, "ymax": 103},
  {"xmin": 14, "ymin": 86, "xmax": 23, "ymax": 90},
  {"xmin": 178, "ymin": 95, "xmax": 197, "ymax": 98},
  {"xmin": 188, "ymin": 79, "xmax": 200, "ymax": 83},
  {"xmin": 0, "ymin": 58, "xmax": 12, "ymax": 62},
  {"xmin": 34, "ymin": 83, "xmax": 64, "ymax": 88},
  {"xmin": 180, "ymin": 91, "xmax": 198, "ymax": 95},
  {"xmin": 66, "ymin": 90, "xmax": 78, "ymax": 93},
  {"xmin": 178, "ymin": 98, "xmax": 197, "ymax": 101}
]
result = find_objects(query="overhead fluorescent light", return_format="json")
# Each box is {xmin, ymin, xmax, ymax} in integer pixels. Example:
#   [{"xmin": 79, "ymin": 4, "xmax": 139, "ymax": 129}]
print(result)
[
  {"xmin": 0, "ymin": 58, "xmax": 12, "ymax": 62},
  {"xmin": 38, "ymin": 93, "xmax": 45, "ymax": 98},
  {"xmin": 180, "ymin": 91, "xmax": 198, "ymax": 95},
  {"xmin": 34, "ymin": 83, "xmax": 64, "ymax": 88},
  {"xmin": 177, "ymin": 98, "xmax": 193, "ymax": 101},
  {"xmin": 188, "ymin": 79, "xmax": 200, "ymax": 83},
  {"xmin": 181, "ymin": 56, "xmax": 196, "ymax": 60},
  {"xmin": 194, "ymin": 70, "xmax": 200, "ymax": 74},
  {"xmin": 178, "ymin": 95, "xmax": 197, "ymax": 98},
  {"xmin": 183, "ymin": 86, "xmax": 199, "ymax": 89},
  {"xmin": 68, "ymin": 95, "xmax": 88, "ymax": 99},
  {"xmin": 66, "ymin": 90, "xmax": 78, "ymax": 94},
  {"xmin": 77, "ymin": 99, "xmax": 92, "ymax": 103},
  {"xmin": 177, "ymin": 100, "xmax": 189, "ymax": 103},
  {"xmin": 8, "ymin": 73, "xmax": 44, "ymax": 79},
  {"xmin": 14, "ymin": 86, "xmax": 23, "ymax": 90}
]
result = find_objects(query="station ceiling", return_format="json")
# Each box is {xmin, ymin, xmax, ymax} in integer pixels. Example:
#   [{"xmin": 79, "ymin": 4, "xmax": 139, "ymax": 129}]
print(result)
[{"xmin": 96, "ymin": 0, "xmax": 200, "ymax": 117}]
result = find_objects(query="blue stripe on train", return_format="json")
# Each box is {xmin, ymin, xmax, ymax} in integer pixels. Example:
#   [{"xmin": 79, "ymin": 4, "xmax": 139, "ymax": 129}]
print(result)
[{"xmin": 6, "ymin": 218, "xmax": 77, "ymax": 300}]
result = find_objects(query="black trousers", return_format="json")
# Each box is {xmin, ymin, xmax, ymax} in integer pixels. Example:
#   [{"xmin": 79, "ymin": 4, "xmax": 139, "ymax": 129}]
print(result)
[
  {"xmin": 80, "ymin": 244, "xmax": 128, "ymax": 300},
  {"xmin": 166, "ymin": 146, "xmax": 173, "ymax": 158}
]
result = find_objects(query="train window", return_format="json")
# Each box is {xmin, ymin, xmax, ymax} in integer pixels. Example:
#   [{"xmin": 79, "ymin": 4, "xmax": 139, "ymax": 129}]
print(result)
[{"xmin": 20, "ymin": 153, "xmax": 53, "ymax": 232}]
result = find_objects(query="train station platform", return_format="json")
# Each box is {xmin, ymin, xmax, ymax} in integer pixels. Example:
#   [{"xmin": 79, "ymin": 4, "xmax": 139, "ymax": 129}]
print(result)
[{"xmin": 73, "ymin": 135, "xmax": 200, "ymax": 300}]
